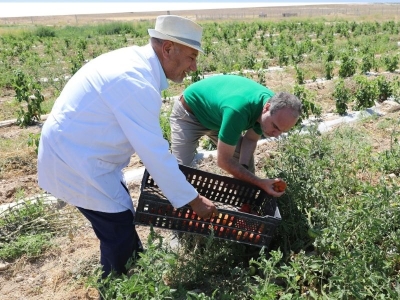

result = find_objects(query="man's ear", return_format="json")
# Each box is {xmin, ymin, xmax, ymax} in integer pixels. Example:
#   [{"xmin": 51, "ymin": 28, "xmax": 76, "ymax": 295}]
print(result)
[
  {"xmin": 263, "ymin": 102, "xmax": 270, "ymax": 113},
  {"xmin": 162, "ymin": 41, "xmax": 174, "ymax": 57}
]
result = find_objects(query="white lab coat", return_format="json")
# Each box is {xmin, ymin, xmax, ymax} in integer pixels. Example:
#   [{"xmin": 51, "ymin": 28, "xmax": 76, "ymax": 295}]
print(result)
[{"xmin": 37, "ymin": 44, "xmax": 198, "ymax": 213}]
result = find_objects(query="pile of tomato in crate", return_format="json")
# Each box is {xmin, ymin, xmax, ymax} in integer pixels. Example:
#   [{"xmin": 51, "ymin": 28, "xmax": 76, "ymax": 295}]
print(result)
[{"xmin": 135, "ymin": 165, "xmax": 282, "ymax": 247}]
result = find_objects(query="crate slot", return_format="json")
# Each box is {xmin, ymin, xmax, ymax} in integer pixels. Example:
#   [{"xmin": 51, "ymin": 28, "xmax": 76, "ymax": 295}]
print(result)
[{"xmin": 135, "ymin": 164, "xmax": 281, "ymax": 247}]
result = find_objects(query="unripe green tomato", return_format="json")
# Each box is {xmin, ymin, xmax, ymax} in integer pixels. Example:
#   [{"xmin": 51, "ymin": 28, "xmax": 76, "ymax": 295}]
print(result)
[
  {"xmin": 248, "ymin": 266, "xmax": 256, "ymax": 276},
  {"xmin": 307, "ymin": 228, "xmax": 319, "ymax": 239}
]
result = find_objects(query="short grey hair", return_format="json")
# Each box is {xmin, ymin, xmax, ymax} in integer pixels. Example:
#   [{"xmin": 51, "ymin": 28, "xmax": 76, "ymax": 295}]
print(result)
[
  {"xmin": 150, "ymin": 37, "xmax": 165, "ymax": 45},
  {"xmin": 150, "ymin": 37, "xmax": 184, "ymax": 50},
  {"xmin": 268, "ymin": 92, "xmax": 302, "ymax": 118}
]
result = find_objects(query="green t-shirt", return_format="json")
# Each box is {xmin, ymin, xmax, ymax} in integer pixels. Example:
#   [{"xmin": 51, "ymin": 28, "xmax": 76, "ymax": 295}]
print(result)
[{"xmin": 183, "ymin": 75, "xmax": 275, "ymax": 146}]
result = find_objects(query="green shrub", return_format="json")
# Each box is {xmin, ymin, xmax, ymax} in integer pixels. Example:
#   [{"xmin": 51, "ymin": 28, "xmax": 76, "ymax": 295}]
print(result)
[
  {"xmin": 96, "ymin": 22, "xmax": 141, "ymax": 35},
  {"xmin": 160, "ymin": 106, "xmax": 172, "ymax": 145},
  {"xmin": 376, "ymin": 75, "xmax": 393, "ymax": 102},
  {"xmin": 0, "ymin": 198, "xmax": 80, "ymax": 261},
  {"xmin": 0, "ymin": 233, "xmax": 52, "ymax": 260},
  {"xmin": 354, "ymin": 75, "xmax": 378, "ymax": 110},
  {"xmin": 259, "ymin": 125, "xmax": 400, "ymax": 298},
  {"xmin": 383, "ymin": 55, "xmax": 399, "ymax": 72},
  {"xmin": 293, "ymin": 84, "xmax": 321, "ymax": 122},
  {"xmin": 295, "ymin": 65, "xmax": 305, "ymax": 84},
  {"xmin": 333, "ymin": 78, "xmax": 351, "ymax": 115},
  {"xmin": 339, "ymin": 53, "xmax": 357, "ymax": 78},
  {"xmin": 360, "ymin": 53, "xmax": 375, "ymax": 74},
  {"xmin": 325, "ymin": 61, "xmax": 334, "ymax": 80},
  {"xmin": 34, "ymin": 26, "xmax": 56, "ymax": 38},
  {"xmin": 12, "ymin": 69, "xmax": 44, "ymax": 127},
  {"xmin": 27, "ymin": 132, "xmax": 40, "ymax": 154}
]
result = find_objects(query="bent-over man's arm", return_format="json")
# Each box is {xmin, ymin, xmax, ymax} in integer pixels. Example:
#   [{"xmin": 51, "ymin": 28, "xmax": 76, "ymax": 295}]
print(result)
[
  {"xmin": 216, "ymin": 139, "xmax": 285, "ymax": 198},
  {"xmin": 239, "ymin": 128, "xmax": 260, "ymax": 167}
]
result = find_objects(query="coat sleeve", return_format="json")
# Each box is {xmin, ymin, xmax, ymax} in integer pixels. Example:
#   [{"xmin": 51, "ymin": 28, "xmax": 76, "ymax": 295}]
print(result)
[{"xmin": 105, "ymin": 77, "xmax": 198, "ymax": 208}]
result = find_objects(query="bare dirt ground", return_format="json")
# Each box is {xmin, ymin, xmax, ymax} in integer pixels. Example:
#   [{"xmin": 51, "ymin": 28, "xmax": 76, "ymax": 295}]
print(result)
[
  {"xmin": 0, "ymin": 122, "xmax": 282, "ymax": 300},
  {"xmin": 1, "ymin": 76, "xmax": 400, "ymax": 300},
  {"xmin": 1, "ymin": 105, "xmax": 400, "ymax": 299},
  {"xmin": 1, "ymin": 4, "xmax": 400, "ymax": 299}
]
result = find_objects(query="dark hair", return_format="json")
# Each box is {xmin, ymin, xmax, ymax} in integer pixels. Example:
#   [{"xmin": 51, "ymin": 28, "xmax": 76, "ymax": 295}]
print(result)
[{"xmin": 269, "ymin": 92, "xmax": 302, "ymax": 118}]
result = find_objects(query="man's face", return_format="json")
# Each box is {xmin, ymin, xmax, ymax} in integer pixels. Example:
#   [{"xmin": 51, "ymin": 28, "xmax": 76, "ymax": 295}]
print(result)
[
  {"xmin": 260, "ymin": 103, "xmax": 299, "ymax": 138},
  {"xmin": 163, "ymin": 42, "xmax": 199, "ymax": 83}
]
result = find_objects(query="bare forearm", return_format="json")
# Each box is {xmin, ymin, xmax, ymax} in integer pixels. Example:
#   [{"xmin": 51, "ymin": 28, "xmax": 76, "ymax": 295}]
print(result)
[
  {"xmin": 239, "ymin": 139, "xmax": 257, "ymax": 166},
  {"xmin": 218, "ymin": 158, "xmax": 261, "ymax": 186},
  {"xmin": 218, "ymin": 157, "xmax": 284, "ymax": 198}
]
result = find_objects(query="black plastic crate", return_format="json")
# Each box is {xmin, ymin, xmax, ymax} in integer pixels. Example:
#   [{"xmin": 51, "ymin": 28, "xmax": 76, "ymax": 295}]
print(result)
[{"xmin": 135, "ymin": 164, "xmax": 281, "ymax": 247}]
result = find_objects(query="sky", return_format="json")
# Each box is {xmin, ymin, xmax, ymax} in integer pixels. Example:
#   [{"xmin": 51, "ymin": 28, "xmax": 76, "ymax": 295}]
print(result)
[{"xmin": 1, "ymin": 1, "xmax": 399, "ymax": 18}]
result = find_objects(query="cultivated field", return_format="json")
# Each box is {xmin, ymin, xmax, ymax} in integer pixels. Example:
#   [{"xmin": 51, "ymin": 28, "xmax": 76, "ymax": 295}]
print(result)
[
  {"xmin": 2, "ymin": 3, "xmax": 400, "ymax": 26},
  {"xmin": 1, "ymin": 4, "xmax": 400, "ymax": 299}
]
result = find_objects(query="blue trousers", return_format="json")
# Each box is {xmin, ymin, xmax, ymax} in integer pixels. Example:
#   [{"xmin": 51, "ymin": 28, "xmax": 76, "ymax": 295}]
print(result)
[{"xmin": 77, "ymin": 206, "xmax": 143, "ymax": 278}]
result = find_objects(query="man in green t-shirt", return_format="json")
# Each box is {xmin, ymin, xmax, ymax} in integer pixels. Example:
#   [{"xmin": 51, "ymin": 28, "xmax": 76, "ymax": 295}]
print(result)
[{"xmin": 169, "ymin": 74, "xmax": 302, "ymax": 197}]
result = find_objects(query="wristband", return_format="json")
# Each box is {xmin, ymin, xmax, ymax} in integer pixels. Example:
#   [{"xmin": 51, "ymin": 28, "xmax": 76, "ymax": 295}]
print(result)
[{"xmin": 241, "ymin": 164, "xmax": 249, "ymax": 170}]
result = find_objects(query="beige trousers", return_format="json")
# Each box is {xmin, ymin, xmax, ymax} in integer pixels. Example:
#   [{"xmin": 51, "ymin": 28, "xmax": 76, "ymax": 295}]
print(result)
[{"xmin": 169, "ymin": 98, "xmax": 255, "ymax": 172}]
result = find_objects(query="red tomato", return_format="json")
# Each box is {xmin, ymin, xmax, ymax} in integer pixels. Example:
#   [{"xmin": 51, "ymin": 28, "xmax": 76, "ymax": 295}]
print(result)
[
  {"xmin": 273, "ymin": 180, "xmax": 287, "ymax": 192},
  {"xmin": 231, "ymin": 229, "xmax": 237, "ymax": 238},
  {"xmin": 237, "ymin": 219, "xmax": 249, "ymax": 230},
  {"xmin": 239, "ymin": 204, "xmax": 251, "ymax": 213},
  {"xmin": 218, "ymin": 227, "xmax": 225, "ymax": 237},
  {"xmin": 249, "ymin": 233, "xmax": 254, "ymax": 241},
  {"xmin": 213, "ymin": 225, "xmax": 218, "ymax": 231}
]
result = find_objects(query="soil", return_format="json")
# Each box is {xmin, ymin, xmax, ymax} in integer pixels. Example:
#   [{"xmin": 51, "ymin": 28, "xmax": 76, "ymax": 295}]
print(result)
[
  {"xmin": 0, "ymin": 125, "xmax": 277, "ymax": 300},
  {"xmin": 1, "ymin": 105, "xmax": 400, "ymax": 300},
  {"xmin": 1, "ymin": 4, "xmax": 400, "ymax": 300}
]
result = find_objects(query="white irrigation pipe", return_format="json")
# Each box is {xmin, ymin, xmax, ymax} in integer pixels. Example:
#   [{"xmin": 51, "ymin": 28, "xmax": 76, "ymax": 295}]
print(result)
[
  {"xmin": 1, "ymin": 98, "xmax": 399, "ymax": 213},
  {"xmin": 43, "ymin": 103, "xmax": 398, "ymax": 185}
]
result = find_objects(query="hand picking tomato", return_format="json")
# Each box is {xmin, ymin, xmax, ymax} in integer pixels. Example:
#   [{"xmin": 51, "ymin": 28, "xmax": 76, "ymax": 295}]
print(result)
[{"xmin": 273, "ymin": 180, "xmax": 287, "ymax": 192}]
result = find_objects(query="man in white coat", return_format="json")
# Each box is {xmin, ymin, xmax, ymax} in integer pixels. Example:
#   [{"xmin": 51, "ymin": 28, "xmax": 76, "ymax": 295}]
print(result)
[{"xmin": 38, "ymin": 15, "xmax": 218, "ymax": 279}]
